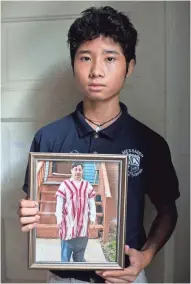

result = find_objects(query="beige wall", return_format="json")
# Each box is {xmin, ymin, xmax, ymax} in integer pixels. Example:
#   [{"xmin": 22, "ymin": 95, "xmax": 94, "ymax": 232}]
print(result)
[
  {"xmin": 1, "ymin": 1, "xmax": 189, "ymax": 282},
  {"xmin": 165, "ymin": 2, "xmax": 190, "ymax": 282}
]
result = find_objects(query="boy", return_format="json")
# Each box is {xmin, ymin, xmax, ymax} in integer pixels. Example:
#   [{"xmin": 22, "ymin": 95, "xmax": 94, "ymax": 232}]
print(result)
[
  {"xmin": 19, "ymin": 6, "xmax": 180, "ymax": 283},
  {"xmin": 55, "ymin": 163, "xmax": 96, "ymax": 262}
]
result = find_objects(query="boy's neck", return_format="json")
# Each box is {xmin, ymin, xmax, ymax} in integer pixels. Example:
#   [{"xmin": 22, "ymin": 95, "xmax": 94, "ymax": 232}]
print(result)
[{"xmin": 83, "ymin": 97, "xmax": 121, "ymax": 124}]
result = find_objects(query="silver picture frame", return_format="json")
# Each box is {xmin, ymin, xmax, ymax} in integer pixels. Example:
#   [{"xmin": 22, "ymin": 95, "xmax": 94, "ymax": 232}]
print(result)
[{"xmin": 28, "ymin": 153, "xmax": 128, "ymax": 270}]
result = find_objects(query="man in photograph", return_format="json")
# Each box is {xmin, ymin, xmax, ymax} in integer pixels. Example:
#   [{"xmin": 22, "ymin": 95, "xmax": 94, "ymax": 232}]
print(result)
[
  {"xmin": 19, "ymin": 5, "xmax": 180, "ymax": 283},
  {"xmin": 55, "ymin": 162, "xmax": 96, "ymax": 262}
]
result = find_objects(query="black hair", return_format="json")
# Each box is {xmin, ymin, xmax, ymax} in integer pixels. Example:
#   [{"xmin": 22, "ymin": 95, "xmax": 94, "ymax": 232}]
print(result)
[
  {"xmin": 71, "ymin": 162, "xmax": 84, "ymax": 169},
  {"xmin": 67, "ymin": 6, "xmax": 138, "ymax": 73}
]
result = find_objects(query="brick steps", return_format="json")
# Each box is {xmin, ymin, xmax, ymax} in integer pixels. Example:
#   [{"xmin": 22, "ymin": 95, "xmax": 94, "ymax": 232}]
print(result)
[
  {"xmin": 39, "ymin": 215, "xmax": 57, "ymax": 224},
  {"xmin": 36, "ymin": 224, "xmax": 59, "ymax": 239}
]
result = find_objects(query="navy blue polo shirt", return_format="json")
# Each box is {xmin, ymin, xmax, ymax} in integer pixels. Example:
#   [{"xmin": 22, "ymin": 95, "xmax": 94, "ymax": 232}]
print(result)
[{"xmin": 23, "ymin": 101, "xmax": 179, "ymax": 282}]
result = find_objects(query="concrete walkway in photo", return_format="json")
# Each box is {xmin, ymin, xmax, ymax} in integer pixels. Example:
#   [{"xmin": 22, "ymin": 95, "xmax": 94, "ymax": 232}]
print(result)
[{"xmin": 36, "ymin": 238, "xmax": 107, "ymax": 263}]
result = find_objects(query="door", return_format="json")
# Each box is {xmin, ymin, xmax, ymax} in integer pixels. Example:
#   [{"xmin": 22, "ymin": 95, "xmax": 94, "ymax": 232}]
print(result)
[{"xmin": 2, "ymin": 1, "xmax": 167, "ymax": 282}]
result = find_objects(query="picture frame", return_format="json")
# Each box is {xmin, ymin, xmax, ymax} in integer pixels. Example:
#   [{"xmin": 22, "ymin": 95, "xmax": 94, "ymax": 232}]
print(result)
[{"xmin": 28, "ymin": 153, "xmax": 128, "ymax": 270}]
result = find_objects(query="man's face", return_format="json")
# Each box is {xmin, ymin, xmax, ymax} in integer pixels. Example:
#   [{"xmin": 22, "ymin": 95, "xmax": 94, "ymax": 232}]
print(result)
[
  {"xmin": 73, "ymin": 36, "xmax": 128, "ymax": 101},
  {"xmin": 71, "ymin": 165, "xmax": 83, "ymax": 181}
]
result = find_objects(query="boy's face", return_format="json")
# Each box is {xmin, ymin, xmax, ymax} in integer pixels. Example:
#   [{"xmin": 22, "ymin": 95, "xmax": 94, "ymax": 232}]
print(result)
[{"xmin": 74, "ymin": 36, "xmax": 133, "ymax": 101}]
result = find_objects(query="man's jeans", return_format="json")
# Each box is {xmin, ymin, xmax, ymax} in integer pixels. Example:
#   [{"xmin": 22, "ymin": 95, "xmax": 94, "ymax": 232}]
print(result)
[{"xmin": 61, "ymin": 237, "xmax": 88, "ymax": 262}]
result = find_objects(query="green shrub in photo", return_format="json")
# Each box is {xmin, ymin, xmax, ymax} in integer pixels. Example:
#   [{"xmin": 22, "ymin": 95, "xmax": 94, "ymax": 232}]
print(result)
[{"xmin": 100, "ymin": 219, "xmax": 117, "ymax": 262}]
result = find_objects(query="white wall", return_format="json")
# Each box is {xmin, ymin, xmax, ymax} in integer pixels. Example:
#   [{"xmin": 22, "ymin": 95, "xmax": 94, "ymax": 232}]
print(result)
[
  {"xmin": 165, "ymin": 2, "xmax": 190, "ymax": 283},
  {"xmin": 1, "ymin": 1, "xmax": 190, "ymax": 283}
]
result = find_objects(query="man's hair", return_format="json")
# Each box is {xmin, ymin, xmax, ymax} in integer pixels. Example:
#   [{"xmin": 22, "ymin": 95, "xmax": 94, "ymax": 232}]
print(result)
[
  {"xmin": 71, "ymin": 162, "xmax": 84, "ymax": 169},
  {"xmin": 67, "ymin": 6, "xmax": 138, "ymax": 73}
]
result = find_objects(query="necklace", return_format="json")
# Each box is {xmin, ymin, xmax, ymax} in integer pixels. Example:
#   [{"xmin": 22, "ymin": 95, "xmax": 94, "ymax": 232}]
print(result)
[{"xmin": 83, "ymin": 109, "xmax": 122, "ymax": 133}]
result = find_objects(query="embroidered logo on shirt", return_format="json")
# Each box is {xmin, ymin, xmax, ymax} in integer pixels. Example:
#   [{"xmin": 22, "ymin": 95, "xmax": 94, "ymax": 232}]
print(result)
[
  {"xmin": 122, "ymin": 149, "xmax": 143, "ymax": 177},
  {"xmin": 70, "ymin": 150, "xmax": 79, "ymax": 153}
]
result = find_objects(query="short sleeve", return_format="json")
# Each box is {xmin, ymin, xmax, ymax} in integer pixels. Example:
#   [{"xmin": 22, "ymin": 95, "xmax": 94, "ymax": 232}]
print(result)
[
  {"xmin": 22, "ymin": 130, "xmax": 42, "ymax": 194},
  {"xmin": 56, "ymin": 182, "xmax": 66, "ymax": 199},
  {"xmin": 146, "ymin": 138, "xmax": 180, "ymax": 206}
]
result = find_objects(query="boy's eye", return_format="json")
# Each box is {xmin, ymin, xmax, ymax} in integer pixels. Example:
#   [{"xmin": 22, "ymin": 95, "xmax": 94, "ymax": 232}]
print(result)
[
  {"xmin": 80, "ymin": 56, "xmax": 91, "ymax": 61},
  {"xmin": 106, "ymin": 57, "xmax": 116, "ymax": 62}
]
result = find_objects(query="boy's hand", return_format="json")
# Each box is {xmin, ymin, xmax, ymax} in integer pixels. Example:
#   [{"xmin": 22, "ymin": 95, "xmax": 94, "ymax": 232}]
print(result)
[
  {"xmin": 96, "ymin": 245, "xmax": 150, "ymax": 283},
  {"xmin": 18, "ymin": 199, "xmax": 40, "ymax": 232}
]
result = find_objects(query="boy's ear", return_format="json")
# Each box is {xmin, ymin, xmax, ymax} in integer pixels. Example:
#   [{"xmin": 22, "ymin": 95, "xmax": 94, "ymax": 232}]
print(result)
[{"xmin": 126, "ymin": 59, "xmax": 135, "ymax": 78}]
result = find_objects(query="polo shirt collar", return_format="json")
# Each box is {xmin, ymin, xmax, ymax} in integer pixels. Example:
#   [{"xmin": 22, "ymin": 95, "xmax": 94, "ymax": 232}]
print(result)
[{"xmin": 72, "ymin": 101, "xmax": 129, "ymax": 141}]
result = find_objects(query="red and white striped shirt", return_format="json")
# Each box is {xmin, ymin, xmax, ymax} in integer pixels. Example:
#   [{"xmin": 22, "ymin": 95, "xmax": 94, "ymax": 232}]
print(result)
[{"xmin": 55, "ymin": 178, "xmax": 96, "ymax": 240}]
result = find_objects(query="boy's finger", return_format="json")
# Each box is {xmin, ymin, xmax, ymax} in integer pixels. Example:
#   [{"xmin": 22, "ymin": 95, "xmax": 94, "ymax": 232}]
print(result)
[
  {"xmin": 21, "ymin": 222, "xmax": 36, "ymax": 232},
  {"xmin": 19, "ymin": 207, "xmax": 39, "ymax": 217},
  {"xmin": 20, "ymin": 215, "xmax": 40, "ymax": 225},
  {"xmin": 19, "ymin": 199, "xmax": 38, "ymax": 208}
]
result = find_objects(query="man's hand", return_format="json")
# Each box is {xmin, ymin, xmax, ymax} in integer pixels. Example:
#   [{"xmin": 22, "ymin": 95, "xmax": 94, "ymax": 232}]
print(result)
[
  {"xmin": 19, "ymin": 199, "xmax": 40, "ymax": 232},
  {"xmin": 96, "ymin": 245, "xmax": 151, "ymax": 283},
  {"xmin": 89, "ymin": 221, "xmax": 96, "ymax": 229}
]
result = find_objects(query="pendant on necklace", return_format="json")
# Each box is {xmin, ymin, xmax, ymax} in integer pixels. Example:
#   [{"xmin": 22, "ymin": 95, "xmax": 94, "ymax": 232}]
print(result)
[{"xmin": 95, "ymin": 126, "xmax": 101, "ymax": 133}]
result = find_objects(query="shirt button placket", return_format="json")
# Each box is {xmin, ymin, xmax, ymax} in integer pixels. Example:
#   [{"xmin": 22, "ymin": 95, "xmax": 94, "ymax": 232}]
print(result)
[
  {"xmin": 90, "ymin": 132, "xmax": 99, "ymax": 154},
  {"xmin": 93, "ymin": 133, "xmax": 99, "ymax": 139}
]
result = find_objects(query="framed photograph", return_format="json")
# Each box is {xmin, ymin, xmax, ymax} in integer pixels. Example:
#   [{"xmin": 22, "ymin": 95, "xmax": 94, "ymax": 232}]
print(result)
[{"xmin": 28, "ymin": 153, "xmax": 128, "ymax": 270}]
